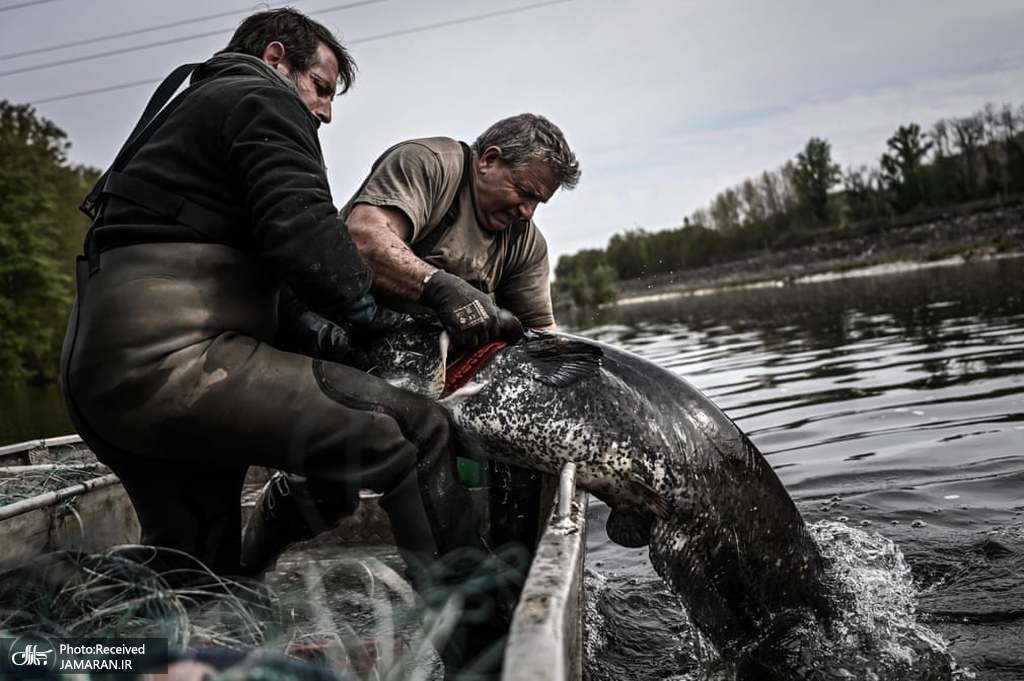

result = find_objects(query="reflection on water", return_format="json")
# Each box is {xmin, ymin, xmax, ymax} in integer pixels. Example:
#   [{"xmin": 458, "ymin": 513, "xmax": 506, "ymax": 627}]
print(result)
[
  {"xmin": 0, "ymin": 381, "xmax": 73, "ymax": 446},
  {"xmin": 576, "ymin": 257, "xmax": 1024, "ymax": 680}
]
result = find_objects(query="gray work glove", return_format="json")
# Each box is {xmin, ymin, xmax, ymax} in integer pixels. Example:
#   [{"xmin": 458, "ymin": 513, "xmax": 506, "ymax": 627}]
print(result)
[{"xmin": 419, "ymin": 271, "xmax": 523, "ymax": 350}]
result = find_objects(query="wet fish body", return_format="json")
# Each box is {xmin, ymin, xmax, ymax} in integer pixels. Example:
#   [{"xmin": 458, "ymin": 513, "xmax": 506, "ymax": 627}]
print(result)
[{"xmin": 367, "ymin": 325, "xmax": 831, "ymax": 669}]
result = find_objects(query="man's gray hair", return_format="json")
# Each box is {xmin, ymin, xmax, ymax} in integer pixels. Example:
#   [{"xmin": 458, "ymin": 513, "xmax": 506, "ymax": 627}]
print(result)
[{"xmin": 473, "ymin": 113, "xmax": 581, "ymax": 190}]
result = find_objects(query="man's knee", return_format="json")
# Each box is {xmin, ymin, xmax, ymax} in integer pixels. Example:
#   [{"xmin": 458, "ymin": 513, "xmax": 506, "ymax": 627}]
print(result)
[{"xmin": 312, "ymin": 357, "xmax": 450, "ymax": 449}]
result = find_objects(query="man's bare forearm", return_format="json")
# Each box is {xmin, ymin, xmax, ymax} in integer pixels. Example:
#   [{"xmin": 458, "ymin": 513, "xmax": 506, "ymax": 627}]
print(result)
[{"xmin": 347, "ymin": 204, "xmax": 437, "ymax": 300}]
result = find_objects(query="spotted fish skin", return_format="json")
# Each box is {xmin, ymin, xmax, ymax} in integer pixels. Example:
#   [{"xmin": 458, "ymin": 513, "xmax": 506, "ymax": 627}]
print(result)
[{"xmin": 367, "ymin": 324, "xmax": 831, "ymax": 662}]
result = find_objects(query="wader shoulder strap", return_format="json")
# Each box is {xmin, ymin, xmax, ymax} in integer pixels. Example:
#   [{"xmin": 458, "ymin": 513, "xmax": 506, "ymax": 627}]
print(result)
[
  {"xmin": 349, "ymin": 140, "xmax": 472, "ymax": 259},
  {"xmin": 81, "ymin": 62, "xmax": 200, "ymax": 220},
  {"xmin": 81, "ymin": 62, "xmax": 244, "ymax": 271},
  {"xmin": 99, "ymin": 171, "xmax": 234, "ymax": 239},
  {"xmin": 414, "ymin": 141, "xmax": 473, "ymax": 256}
]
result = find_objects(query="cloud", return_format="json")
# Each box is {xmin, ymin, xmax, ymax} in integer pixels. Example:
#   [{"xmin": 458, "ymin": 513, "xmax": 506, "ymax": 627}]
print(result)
[
  {"xmin": 538, "ymin": 59, "xmax": 1024, "ymax": 264},
  {"xmin": 4, "ymin": 0, "xmax": 1022, "ymax": 268}
]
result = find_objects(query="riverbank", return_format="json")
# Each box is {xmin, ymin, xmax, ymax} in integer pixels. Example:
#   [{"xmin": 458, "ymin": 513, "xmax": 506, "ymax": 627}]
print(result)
[{"xmin": 614, "ymin": 203, "xmax": 1024, "ymax": 304}]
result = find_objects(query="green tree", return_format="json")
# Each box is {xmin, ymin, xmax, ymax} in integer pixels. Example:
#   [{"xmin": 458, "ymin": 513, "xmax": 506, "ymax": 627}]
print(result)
[
  {"xmin": 1006, "ymin": 103, "xmax": 1024, "ymax": 193},
  {"xmin": 840, "ymin": 165, "xmax": 872, "ymax": 221},
  {"xmin": 708, "ymin": 187, "xmax": 742, "ymax": 233},
  {"xmin": 552, "ymin": 98, "xmax": 1024, "ymax": 301},
  {"xmin": 606, "ymin": 229, "xmax": 651, "ymax": 280},
  {"xmin": 927, "ymin": 119, "xmax": 959, "ymax": 204},
  {"xmin": 951, "ymin": 115, "xmax": 984, "ymax": 199},
  {"xmin": 0, "ymin": 101, "xmax": 97, "ymax": 381},
  {"xmin": 553, "ymin": 249, "xmax": 619, "ymax": 306},
  {"xmin": 880, "ymin": 123, "xmax": 933, "ymax": 212},
  {"xmin": 792, "ymin": 137, "xmax": 841, "ymax": 224}
]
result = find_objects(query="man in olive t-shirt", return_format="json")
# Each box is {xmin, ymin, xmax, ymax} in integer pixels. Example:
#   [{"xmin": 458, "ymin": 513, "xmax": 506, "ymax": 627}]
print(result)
[
  {"xmin": 342, "ymin": 113, "xmax": 580, "ymax": 341},
  {"xmin": 333, "ymin": 114, "xmax": 579, "ymax": 674}
]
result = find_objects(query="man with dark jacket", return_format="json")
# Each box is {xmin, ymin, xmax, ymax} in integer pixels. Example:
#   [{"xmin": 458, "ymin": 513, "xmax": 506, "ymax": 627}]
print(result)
[{"xmin": 59, "ymin": 9, "xmax": 477, "ymax": 599}]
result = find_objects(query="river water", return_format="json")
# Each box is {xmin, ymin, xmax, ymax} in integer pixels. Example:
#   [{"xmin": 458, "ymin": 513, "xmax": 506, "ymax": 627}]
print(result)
[
  {"xmin": 572, "ymin": 256, "xmax": 1024, "ymax": 680},
  {"xmin": 2, "ymin": 257, "xmax": 1022, "ymax": 679}
]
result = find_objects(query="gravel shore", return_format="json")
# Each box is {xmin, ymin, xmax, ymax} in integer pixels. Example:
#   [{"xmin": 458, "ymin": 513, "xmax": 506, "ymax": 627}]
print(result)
[{"xmin": 616, "ymin": 203, "xmax": 1024, "ymax": 302}]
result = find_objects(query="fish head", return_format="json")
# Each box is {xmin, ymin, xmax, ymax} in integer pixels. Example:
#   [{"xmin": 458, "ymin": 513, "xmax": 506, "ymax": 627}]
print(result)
[{"xmin": 356, "ymin": 312, "xmax": 449, "ymax": 399}]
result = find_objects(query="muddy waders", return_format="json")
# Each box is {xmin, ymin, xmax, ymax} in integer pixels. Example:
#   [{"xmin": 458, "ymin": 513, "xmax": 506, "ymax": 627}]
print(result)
[
  {"xmin": 60, "ymin": 59, "xmax": 513, "ymax": 677},
  {"xmin": 240, "ymin": 423, "xmax": 516, "ymax": 679}
]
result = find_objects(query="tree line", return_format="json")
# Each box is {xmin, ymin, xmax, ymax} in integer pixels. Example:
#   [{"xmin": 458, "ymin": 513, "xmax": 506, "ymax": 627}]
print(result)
[
  {"xmin": 0, "ymin": 101, "xmax": 99, "ymax": 381},
  {"xmin": 554, "ymin": 101, "xmax": 1024, "ymax": 306}
]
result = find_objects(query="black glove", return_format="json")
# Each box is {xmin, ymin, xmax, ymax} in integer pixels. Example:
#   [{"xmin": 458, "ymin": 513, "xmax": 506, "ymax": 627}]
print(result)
[
  {"xmin": 292, "ymin": 310, "xmax": 354, "ymax": 361},
  {"xmin": 420, "ymin": 271, "xmax": 523, "ymax": 349},
  {"xmin": 496, "ymin": 308, "xmax": 524, "ymax": 342},
  {"xmin": 343, "ymin": 293, "xmax": 379, "ymax": 326},
  {"xmin": 278, "ymin": 285, "xmax": 381, "ymax": 363}
]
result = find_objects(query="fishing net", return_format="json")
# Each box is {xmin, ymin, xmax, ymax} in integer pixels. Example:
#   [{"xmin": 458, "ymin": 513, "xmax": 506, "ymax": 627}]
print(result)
[
  {"xmin": 0, "ymin": 544, "xmax": 461, "ymax": 680},
  {"xmin": 0, "ymin": 463, "xmax": 109, "ymax": 507}
]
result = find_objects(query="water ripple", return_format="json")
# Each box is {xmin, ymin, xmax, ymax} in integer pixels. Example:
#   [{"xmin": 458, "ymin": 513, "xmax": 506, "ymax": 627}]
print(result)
[{"xmin": 576, "ymin": 259, "xmax": 1024, "ymax": 680}]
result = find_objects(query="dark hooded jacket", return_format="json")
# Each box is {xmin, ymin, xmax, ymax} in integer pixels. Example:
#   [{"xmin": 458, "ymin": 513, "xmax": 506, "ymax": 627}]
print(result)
[{"xmin": 89, "ymin": 53, "xmax": 370, "ymax": 321}]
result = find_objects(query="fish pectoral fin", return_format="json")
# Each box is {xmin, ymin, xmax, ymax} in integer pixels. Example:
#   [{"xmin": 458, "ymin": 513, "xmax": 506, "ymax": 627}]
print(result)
[
  {"xmin": 520, "ymin": 336, "xmax": 603, "ymax": 388},
  {"xmin": 606, "ymin": 509, "xmax": 654, "ymax": 548},
  {"xmin": 628, "ymin": 477, "xmax": 673, "ymax": 520}
]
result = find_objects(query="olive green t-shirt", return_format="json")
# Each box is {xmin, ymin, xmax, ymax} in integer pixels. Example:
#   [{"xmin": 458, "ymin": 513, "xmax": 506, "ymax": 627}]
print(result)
[{"xmin": 340, "ymin": 136, "xmax": 554, "ymax": 328}]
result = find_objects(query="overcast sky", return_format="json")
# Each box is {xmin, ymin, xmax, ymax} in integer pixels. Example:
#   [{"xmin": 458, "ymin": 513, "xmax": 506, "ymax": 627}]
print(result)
[{"xmin": 3, "ymin": 0, "xmax": 1024, "ymax": 264}]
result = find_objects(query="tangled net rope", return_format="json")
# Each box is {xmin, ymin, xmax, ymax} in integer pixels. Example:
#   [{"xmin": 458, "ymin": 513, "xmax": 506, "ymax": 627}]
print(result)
[{"xmin": 0, "ymin": 542, "xmax": 520, "ymax": 680}]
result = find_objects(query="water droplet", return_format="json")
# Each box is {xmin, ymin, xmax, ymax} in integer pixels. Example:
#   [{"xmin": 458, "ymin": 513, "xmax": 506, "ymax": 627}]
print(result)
[
  {"xmin": 836, "ymin": 516, "xmax": 849, "ymax": 522},
  {"xmin": 911, "ymin": 520, "xmax": 927, "ymax": 528},
  {"xmin": 890, "ymin": 520, "xmax": 900, "ymax": 525},
  {"xmin": 830, "ymin": 496, "xmax": 842, "ymax": 502},
  {"xmin": 860, "ymin": 520, "xmax": 872, "ymax": 526}
]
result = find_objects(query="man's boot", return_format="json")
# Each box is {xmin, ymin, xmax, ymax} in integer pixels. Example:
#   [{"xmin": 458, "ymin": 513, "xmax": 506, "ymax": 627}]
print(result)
[
  {"xmin": 398, "ymin": 448, "xmax": 521, "ymax": 680},
  {"xmin": 239, "ymin": 473, "xmax": 352, "ymax": 576}
]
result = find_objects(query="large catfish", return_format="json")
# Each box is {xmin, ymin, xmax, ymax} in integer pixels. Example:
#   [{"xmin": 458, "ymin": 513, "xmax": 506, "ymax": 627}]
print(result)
[{"xmin": 361, "ymin": 318, "xmax": 832, "ymax": 675}]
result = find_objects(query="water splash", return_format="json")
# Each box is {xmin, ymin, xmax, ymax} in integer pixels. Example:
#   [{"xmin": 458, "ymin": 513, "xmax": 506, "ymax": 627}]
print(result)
[
  {"xmin": 795, "ymin": 520, "xmax": 974, "ymax": 680},
  {"xmin": 674, "ymin": 521, "xmax": 975, "ymax": 680},
  {"xmin": 584, "ymin": 521, "xmax": 978, "ymax": 681}
]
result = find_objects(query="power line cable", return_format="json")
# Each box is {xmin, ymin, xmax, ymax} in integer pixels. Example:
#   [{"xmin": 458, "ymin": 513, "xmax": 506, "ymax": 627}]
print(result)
[
  {"xmin": 0, "ymin": 0, "xmax": 56, "ymax": 13},
  {"xmin": 0, "ymin": 1, "xmax": 307, "ymax": 62},
  {"xmin": 31, "ymin": 77, "xmax": 172, "ymax": 104},
  {"xmin": 0, "ymin": 0, "xmax": 383, "ymax": 78},
  {"xmin": 343, "ymin": 0, "xmax": 570, "ymax": 45},
  {"xmin": 29, "ymin": 0, "xmax": 572, "ymax": 105},
  {"xmin": 2, "ymin": 30, "xmax": 228, "ymax": 78}
]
